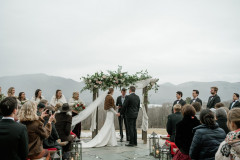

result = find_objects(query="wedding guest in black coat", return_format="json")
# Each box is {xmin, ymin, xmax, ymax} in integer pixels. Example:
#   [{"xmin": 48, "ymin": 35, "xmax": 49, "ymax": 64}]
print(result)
[
  {"xmin": 216, "ymin": 108, "xmax": 229, "ymax": 134},
  {"xmin": 229, "ymin": 93, "xmax": 240, "ymax": 110},
  {"xmin": 0, "ymin": 97, "xmax": 29, "ymax": 160},
  {"xmin": 43, "ymin": 106, "xmax": 62, "ymax": 150},
  {"xmin": 190, "ymin": 90, "xmax": 202, "ymax": 106},
  {"xmin": 174, "ymin": 104, "xmax": 200, "ymax": 160},
  {"xmin": 167, "ymin": 104, "xmax": 183, "ymax": 142},
  {"xmin": 172, "ymin": 91, "xmax": 186, "ymax": 113},
  {"xmin": 55, "ymin": 103, "xmax": 73, "ymax": 158},
  {"xmin": 116, "ymin": 88, "xmax": 129, "ymax": 142},
  {"xmin": 207, "ymin": 86, "xmax": 221, "ymax": 109},
  {"xmin": 189, "ymin": 109, "xmax": 226, "ymax": 160},
  {"xmin": 121, "ymin": 86, "xmax": 140, "ymax": 147}
]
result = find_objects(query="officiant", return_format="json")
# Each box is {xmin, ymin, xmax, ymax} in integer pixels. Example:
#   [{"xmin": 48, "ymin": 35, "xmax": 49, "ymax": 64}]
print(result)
[{"xmin": 116, "ymin": 88, "xmax": 129, "ymax": 142}]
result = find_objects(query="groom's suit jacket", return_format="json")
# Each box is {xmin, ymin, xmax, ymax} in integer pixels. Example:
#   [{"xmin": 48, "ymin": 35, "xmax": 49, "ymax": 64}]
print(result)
[
  {"xmin": 116, "ymin": 95, "xmax": 127, "ymax": 114},
  {"xmin": 120, "ymin": 93, "xmax": 140, "ymax": 119}
]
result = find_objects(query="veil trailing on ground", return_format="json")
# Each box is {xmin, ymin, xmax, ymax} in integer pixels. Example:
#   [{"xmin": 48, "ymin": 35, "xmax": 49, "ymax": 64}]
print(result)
[{"xmin": 72, "ymin": 78, "xmax": 158, "ymax": 132}]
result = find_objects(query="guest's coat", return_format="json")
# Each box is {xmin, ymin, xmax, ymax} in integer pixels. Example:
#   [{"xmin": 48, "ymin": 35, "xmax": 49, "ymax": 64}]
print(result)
[
  {"xmin": 21, "ymin": 117, "xmax": 51, "ymax": 157},
  {"xmin": 0, "ymin": 119, "xmax": 29, "ymax": 160},
  {"xmin": 166, "ymin": 112, "xmax": 183, "ymax": 142}
]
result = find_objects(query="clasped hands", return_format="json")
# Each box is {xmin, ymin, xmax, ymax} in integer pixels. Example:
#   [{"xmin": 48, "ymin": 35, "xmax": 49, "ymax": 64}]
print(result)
[{"xmin": 116, "ymin": 113, "xmax": 121, "ymax": 117}]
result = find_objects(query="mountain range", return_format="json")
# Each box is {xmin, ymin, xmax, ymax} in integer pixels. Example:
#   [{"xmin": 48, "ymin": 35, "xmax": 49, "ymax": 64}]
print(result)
[{"xmin": 0, "ymin": 73, "xmax": 239, "ymax": 104}]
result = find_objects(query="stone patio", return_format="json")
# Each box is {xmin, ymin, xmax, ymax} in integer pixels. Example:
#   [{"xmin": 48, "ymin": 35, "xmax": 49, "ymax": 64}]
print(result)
[{"xmin": 82, "ymin": 138, "xmax": 166, "ymax": 160}]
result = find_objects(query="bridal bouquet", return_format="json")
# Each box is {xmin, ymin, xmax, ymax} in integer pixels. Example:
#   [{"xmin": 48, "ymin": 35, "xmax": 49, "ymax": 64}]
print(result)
[{"xmin": 73, "ymin": 102, "xmax": 86, "ymax": 113}]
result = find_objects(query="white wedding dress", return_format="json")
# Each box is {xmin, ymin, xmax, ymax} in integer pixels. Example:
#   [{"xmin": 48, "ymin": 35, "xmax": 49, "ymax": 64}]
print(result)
[{"xmin": 82, "ymin": 107, "xmax": 118, "ymax": 148}]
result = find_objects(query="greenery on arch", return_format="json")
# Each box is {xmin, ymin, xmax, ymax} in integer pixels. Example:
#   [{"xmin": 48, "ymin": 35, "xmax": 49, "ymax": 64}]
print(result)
[{"xmin": 80, "ymin": 66, "xmax": 159, "ymax": 93}]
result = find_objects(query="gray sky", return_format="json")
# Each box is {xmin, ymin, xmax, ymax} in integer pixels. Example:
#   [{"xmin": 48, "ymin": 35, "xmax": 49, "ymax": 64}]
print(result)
[{"xmin": 0, "ymin": 0, "xmax": 240, "ymax": 84}]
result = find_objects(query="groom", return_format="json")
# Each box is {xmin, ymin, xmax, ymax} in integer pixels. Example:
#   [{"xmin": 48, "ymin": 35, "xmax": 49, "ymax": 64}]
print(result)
[
  {"xmin": 120, "ymin": 86, "xmax": 140, "ymax": 147},
  {"xmin": 116, "ymin": 88, "xmax": 129, "ymax": 142}
]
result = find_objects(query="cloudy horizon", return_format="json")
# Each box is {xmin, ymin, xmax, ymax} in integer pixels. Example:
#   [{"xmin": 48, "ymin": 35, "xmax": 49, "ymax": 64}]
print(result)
[{"xmin": 1, "ymin": 0, "xmax": 240, "ymax": 85}]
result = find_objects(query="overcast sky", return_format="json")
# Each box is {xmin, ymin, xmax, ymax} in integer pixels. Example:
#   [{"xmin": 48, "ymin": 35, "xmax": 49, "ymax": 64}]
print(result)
[{"xmin": 0, "ymin": 0, "xmax": 239, "ymax": 84}]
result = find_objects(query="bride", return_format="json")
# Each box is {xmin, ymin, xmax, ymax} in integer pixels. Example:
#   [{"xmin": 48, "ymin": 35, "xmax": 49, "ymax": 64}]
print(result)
[{"xmin": 82, "ymin": 88, "xmax": 120, "ymax": 148}]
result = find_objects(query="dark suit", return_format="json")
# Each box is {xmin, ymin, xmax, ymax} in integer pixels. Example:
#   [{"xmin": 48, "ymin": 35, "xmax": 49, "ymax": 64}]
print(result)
[
  {"xmin": 229, "ymin": 100, "xmax": 240, "ymax": 110},
  {"xmin": 121, "ymin": 93, "xmax": 140, "ymax": 145},
  {"xmin": 0, "ymin": 118, "xmax": 29, "ymax": 160},
  {"xmin": 166, "ymin": 112, "xmax": 183, "ymax": 142},
  {"xmin": 190, "ymin": 97, "xmax": 202, "ymax": 106},
  {"xmin": 172, "ymin": 99, "xmax": 186, "ymax": 113},
  {"xmin": 207, "ymin": 94, "xmax": 221, "ymax": 109},
  {"xmin": 116, "ymin": 95, "xmax": 129, "ymax": 140}
]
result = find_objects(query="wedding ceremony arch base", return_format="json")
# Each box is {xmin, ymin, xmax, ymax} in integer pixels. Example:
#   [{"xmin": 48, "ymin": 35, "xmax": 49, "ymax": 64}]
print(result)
[{"xmin": 72, "ymin": 67, "xmax": 159, "ymax": 144}]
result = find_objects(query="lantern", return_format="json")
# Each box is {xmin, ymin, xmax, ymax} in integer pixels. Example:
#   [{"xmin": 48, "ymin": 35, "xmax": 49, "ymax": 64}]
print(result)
[
  {"xmin": 149, "ymin": 132, "xmax": 159, "ymax": 156},
  {"xmin": 153, "ymin": 142, "xmax": 160, "ymax": 158},
  {"xmin": 160, "ymin": 143, "xmax": 171, "ymax": 160},
  {"xmin": 70, "ymin": 140, "xmax": 82, "ymax": 160}
]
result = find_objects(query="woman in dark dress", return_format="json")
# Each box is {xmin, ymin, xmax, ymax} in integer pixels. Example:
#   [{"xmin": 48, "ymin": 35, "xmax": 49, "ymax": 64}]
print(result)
[{"xmin": 174, "ymin": 104, "xmax": 200, "ymax": 160}]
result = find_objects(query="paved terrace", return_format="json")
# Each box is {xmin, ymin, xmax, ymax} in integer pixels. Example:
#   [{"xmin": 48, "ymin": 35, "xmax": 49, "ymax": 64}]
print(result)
[{"xmin": 82, "ymin": 129, "xmax": 168, "ymax": 160}]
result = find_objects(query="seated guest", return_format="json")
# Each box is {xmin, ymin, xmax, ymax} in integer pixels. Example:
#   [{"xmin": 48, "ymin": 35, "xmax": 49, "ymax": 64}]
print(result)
[
  {"xmin": 172, "ymin": 91, "xmax": 186, "ymax": 113},
  {"xmin": 192, "ymin": 102, "xmax": 202, "ymax": 120},
  {"xmin": 215, "ymin": 102, "xmax": 225, "ymax": 109},
  {"xmin": 19, "ymin": 101, "xmax": 54, "ymax": 159},
  {"xmin": 216, "ymin": 108, "xmax": 229, "ymax": 134},
  {"xmin": 174, "ymin": 105, "xmax": 200, "ymax": 160},
  {"xmin": 167, "ymin": 104, "xmax": 183, "ymax": 142},
  {"xmin": 190, "ymin": 90, "xmax": 202, "ymax": 106},
  {"xmin": 31, "ymin": 89, "xmax": 45, "ymax": 104},
  {"xmin": 7, "ymin": 87, "xmax": 16, "ymax": 97},
  {"xmin": 55, "ymin": 103, "xmax": 73, "ymax": 159},
  {"xmin": 0, "ymin": 97, "xmax": 28, "ymax": 160},
  {"xmin": 216, "ymin": 108, "xmax": 240, "ymax": 160},
  {"xmin": 69, "ymin": 91, "xmax": 85, "ymax": 139},
  {"xmin": 43, "ymin": 106, "xmax": 62, "ymax": 150},
  {"xmin": 50, "ymin": 89, "xmax": 67, "ymax": 107},
  {"xmin": 222, "ymin": 107, "xmax": 230, "ymax": 114},
  {"xmin": 229, "ymin": 93, "xmax": 240, "ymax": 110},
  {"xmin": 37, "ymin": 102, "xmax": 46, "ymax": 116},
  {"xmin": 40, "ymin": 99, "xmax": 48, "ymax": 106},
  {"xmin": 190, "ymin": 109, "xmax": 226, "ymax": 160}
]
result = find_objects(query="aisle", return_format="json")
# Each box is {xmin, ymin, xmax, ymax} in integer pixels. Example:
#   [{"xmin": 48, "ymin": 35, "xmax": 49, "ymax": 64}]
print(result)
[{"xmin": 82, "ymin": 139, "xmax": 164, "ymax": 160}]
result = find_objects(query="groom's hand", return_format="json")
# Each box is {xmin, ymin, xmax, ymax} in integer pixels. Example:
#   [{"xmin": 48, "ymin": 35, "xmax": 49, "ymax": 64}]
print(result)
[{"xmin": 116, "ymin": 113, "xmax": 120, "ymax": 117}]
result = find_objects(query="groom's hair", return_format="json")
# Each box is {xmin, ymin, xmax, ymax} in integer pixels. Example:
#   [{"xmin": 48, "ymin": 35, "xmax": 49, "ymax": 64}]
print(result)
[{"xmin": 129, "ymin": 86, "xmax": 136, "ymax": 92}]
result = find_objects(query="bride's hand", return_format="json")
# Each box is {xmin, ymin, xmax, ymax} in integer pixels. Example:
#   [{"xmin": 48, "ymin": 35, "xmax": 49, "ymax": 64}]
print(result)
[{"xmin": 116, "ymin": 113, "xmax": 120, "ymax": 117}]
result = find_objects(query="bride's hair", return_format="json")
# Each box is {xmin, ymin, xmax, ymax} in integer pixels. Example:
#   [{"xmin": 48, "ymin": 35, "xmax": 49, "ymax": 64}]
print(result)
[{"xmin": 108, "ymin": 88, "xmax": 114, "ymax": 94}]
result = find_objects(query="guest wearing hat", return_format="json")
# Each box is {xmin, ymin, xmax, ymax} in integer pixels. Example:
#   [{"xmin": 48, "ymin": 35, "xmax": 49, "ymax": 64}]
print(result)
[{"xmin": 55, "ymin": 103, "xmax": 73, "ymax": 159}]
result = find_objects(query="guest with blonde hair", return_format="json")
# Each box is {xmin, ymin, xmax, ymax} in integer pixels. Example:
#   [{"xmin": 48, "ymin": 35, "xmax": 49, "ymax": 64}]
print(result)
[
  {"xmin": 7, "ymin": 87, "xmax": 15, "ymax": 97},
  {"xmin": 69, "ymin": 91, "xmax": 85, "ymax": 138},
  {"xmin": 50, "ymin": 89, "xmax": 67, "ymax": 107},
  {"xmin": 216, "ymin": 108, "xmax": 240, "ymax": 160},
  {"xmin": 19, "ymin": 101, "xmax": 54, "ymax": 160}
]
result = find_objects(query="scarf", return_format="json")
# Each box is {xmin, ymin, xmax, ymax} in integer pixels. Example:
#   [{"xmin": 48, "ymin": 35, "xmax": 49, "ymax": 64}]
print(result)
[{"xmin": 221, "ymin": 129, "xmax": 240, "ymax": 159}]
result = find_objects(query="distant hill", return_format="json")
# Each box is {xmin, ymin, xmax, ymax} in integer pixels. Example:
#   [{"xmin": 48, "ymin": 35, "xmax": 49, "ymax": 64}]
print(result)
[{"xmin": 0, "ymin": 74, "xmax": 239, "ymax": 104}]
